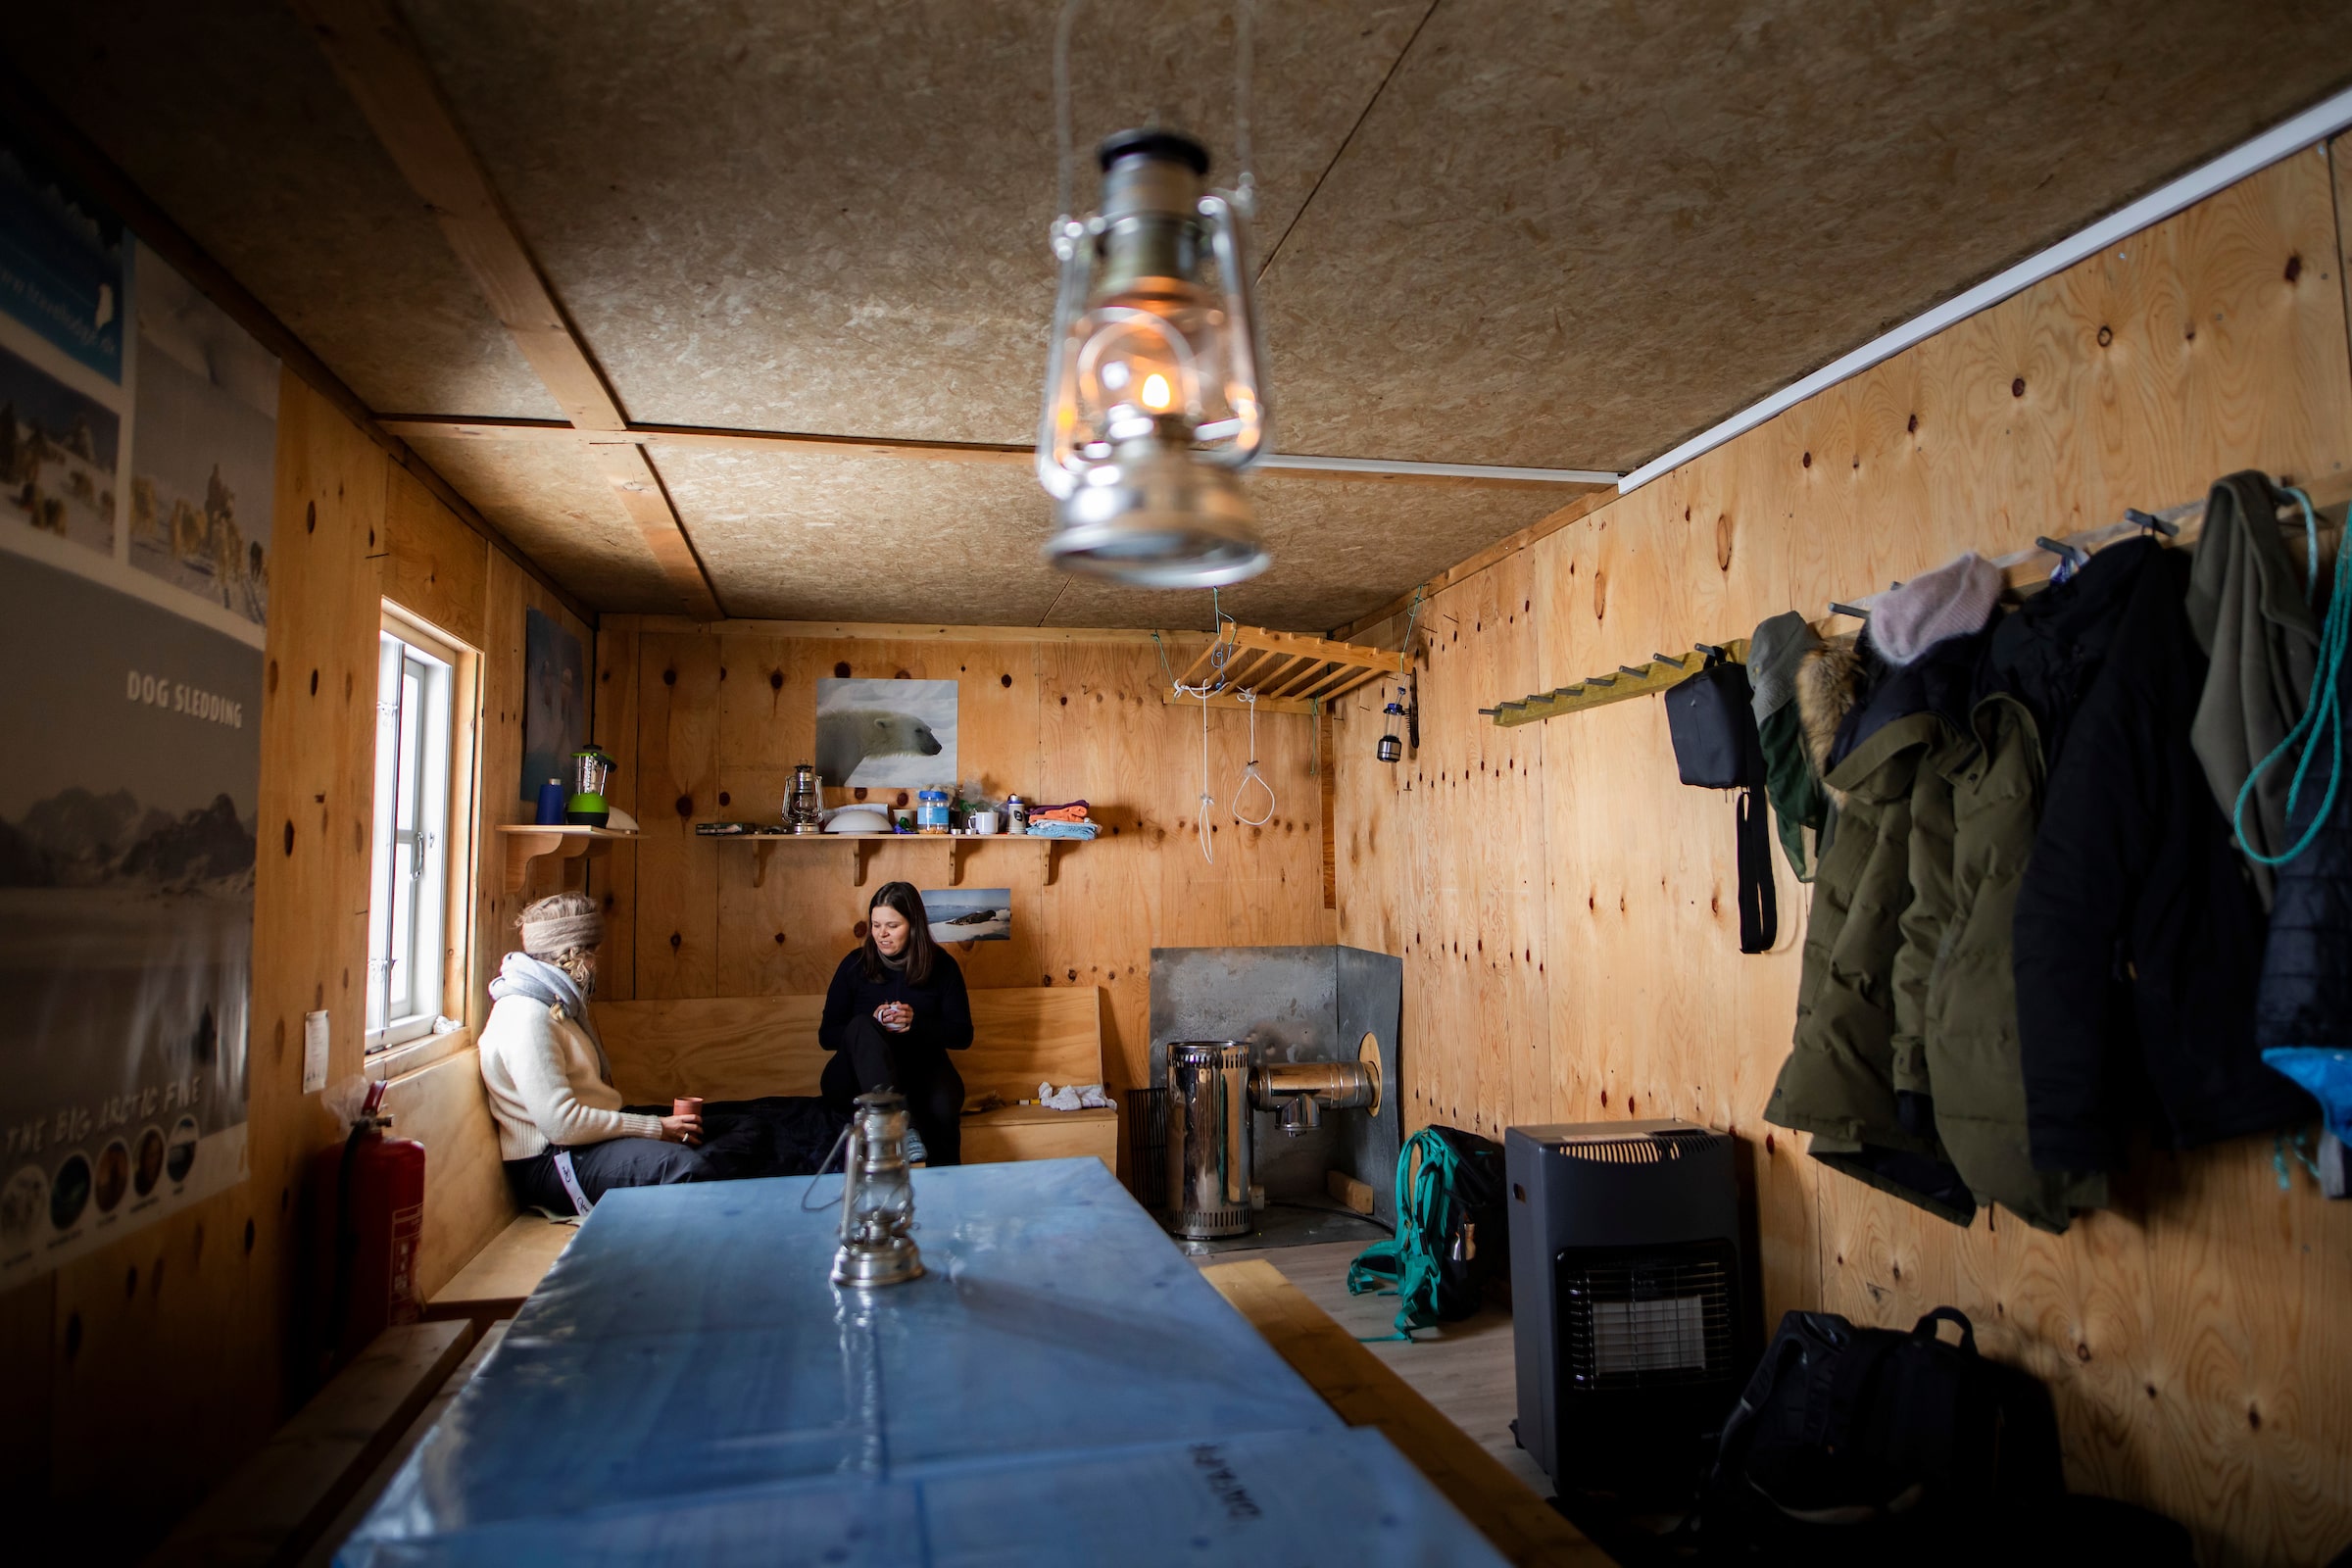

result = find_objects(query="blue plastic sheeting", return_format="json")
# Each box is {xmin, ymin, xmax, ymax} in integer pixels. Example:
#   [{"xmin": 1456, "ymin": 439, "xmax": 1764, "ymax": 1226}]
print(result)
[{"xmin": 338, "ymin": 1157, "xmax": 1504, "ymax": 1567}]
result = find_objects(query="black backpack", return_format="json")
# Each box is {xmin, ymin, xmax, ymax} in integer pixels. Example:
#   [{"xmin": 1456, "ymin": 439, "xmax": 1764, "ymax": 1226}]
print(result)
[{"xmin": 1700, "ymin": 1306, "xmax": 2063, "ymax": 1563}]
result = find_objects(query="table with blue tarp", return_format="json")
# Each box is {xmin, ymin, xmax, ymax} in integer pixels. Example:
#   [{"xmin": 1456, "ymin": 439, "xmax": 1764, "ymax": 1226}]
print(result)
[{"xmin": 336, "ymin": 1156, "xmax": 1507, "ymax": 1566}]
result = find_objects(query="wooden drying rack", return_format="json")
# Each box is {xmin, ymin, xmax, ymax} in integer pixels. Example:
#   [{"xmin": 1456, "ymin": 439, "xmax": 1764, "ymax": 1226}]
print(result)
[
  {"xmin": 1480, "ymin": 469, "xmax": 2352, "ymax": 727},
  {"xmin": 1159, "ymin": 625, "xmax": 1397, "ymax": 714}
]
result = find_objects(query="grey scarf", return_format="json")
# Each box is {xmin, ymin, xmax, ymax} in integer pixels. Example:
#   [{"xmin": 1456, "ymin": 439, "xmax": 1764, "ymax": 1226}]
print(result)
[{"xmin": 489, "ymin": 951, "xmax": 613, "ymax": 1078}]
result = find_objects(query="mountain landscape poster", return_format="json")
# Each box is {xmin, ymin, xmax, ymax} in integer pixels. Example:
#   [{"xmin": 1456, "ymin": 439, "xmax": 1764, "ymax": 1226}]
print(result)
[{"xmin": 0, "ymin": 546, "xmax": 257, "ymax": 1287}]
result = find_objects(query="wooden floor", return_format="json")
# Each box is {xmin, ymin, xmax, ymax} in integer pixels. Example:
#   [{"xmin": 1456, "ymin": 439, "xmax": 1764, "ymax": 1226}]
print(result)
[{"xmin": 1196, "ymin": 1239, "xmax": 1554, "ymax": 1500}]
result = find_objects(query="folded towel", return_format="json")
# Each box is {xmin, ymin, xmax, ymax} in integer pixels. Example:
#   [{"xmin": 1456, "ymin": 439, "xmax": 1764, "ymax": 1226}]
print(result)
[
  {"xmin": 1026, "ymin": 818, "xmax": 1098, "ymax": 840},
  {"xmin": 1038, "ymin": 1081, "xmax": 1116, "ymax": 1111}
]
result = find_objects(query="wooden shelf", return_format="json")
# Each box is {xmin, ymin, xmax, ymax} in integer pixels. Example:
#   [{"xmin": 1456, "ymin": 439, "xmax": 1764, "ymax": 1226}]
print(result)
[
  {"xmin": 691, "ymin": 826, "xmax": 1079, "ymax": 888},
  {"xmin": 495, "ymin": 824, "xmax": 637, "ymax": 895}
]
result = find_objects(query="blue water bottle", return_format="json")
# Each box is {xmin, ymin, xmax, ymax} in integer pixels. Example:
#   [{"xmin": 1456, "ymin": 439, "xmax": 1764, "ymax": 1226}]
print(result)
[{"xmin": 535, "ymin": 777, "xmax": 567, "ymax": 825}]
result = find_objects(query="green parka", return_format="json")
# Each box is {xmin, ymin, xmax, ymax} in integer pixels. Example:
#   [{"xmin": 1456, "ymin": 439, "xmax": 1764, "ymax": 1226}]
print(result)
[
  {"xmin": 1899, "ymin": 696, "xmax": 2105, "ymax": 1232},
  {"xmin": 1767, "ymin": 637, "xmax": 2105, "ymax": 1233}
]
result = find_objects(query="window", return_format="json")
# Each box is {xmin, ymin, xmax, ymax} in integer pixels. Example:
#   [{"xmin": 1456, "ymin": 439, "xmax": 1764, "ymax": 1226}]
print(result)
[{"xmin": 367, "ymin": 609, "xmax": 463, "ymax": 1053}]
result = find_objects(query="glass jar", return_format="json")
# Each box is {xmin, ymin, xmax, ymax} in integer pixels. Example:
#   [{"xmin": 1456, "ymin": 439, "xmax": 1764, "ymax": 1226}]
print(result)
[{"xmin": 916, "ymin": 790, "xmax": 951, "ymax": 834}]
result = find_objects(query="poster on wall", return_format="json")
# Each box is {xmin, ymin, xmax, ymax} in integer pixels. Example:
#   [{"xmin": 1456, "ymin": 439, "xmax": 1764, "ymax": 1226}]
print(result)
[
  {"xmin": 921, "ymin": 887, "xmax": 1010, "ymax": 947},
  {"xmin": 0, "ymin": 134, "xmax": 124, "ymax": 384},
  {"xmin": 128, "ymin": 251, "xmax": 276, "ymax": 625},
  {"xmin": 816, "ymin": 676, "xmax": 956, "ymax": 786},
  {"xmin": 0, "ymin": 554, "xmax": 260, "ymax": 1286},
  {"xmin": 520, "ymin": 605, "xmax": 584, "ymax": 800},
  {"xmin": 0, "ymin": 338, "xmax": 118, "ymax": 554},
  {"xmin": 0, "ymin": 126, "xmax": 272, "ymax": 1287}
]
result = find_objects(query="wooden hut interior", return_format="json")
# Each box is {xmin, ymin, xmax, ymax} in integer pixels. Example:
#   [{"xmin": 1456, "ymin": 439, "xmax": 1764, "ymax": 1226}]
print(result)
[{"xmin": 3, "ymin": 4, "xmax": 2351, "ymax": 1563}]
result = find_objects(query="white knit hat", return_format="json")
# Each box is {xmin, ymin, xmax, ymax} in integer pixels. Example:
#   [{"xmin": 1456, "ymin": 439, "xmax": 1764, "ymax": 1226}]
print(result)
[
  {"xmin": 1874, "ymin": 552, "xmax": 2003, "ymax": 665},
  {"xmin": 518, "ymin": 904, "xmax": 604, "ymax": 957}
]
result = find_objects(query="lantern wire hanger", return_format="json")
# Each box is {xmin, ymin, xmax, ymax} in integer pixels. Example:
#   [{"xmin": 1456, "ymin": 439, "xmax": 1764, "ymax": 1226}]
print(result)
[{"xmin": 1039, "ymin": 0, "xmax": 1272, "ymax": 587}]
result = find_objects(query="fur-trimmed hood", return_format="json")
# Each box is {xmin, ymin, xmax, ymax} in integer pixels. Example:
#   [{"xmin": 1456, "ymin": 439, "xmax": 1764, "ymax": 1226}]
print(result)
[{"xmin": 1795, "ymin": 634, "xmax": 1864, "ymax": 806}]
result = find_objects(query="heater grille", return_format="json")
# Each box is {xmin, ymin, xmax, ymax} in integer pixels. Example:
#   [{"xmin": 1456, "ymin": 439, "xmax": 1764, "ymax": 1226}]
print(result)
[
  {"xmin": 1546, "ymin": 1129, "xmax": 1728, "ymax": 1165},
  {"xmin": 1558, "ymin": 1244, "xmax": 1738, "ymax": 1393}
]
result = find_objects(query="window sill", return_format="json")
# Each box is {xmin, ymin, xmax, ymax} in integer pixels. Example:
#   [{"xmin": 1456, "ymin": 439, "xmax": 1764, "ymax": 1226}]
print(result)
[{"xmin": 367, "ymin": 1024, "xmax": 476, "ymax": 1084}]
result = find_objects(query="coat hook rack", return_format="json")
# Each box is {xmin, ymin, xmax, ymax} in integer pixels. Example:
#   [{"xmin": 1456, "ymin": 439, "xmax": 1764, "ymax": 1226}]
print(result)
[
  {"xmin": 1825, "ymin": 472, "xmax": 2352, "ymax": 620},
  {"xmin": 1477, "ymin": 471, "xmax": 2352, "ymax": 732},
  {"xmin": 1483, "ymin": 640, "xmax": 1752, "ymax": 728}
]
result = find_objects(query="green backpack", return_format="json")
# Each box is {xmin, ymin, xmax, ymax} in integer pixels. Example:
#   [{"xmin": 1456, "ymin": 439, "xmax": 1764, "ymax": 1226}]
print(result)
[{"xmin": 1346, "ymin": 1125, "xmax": 1509, "ymax": 1341}]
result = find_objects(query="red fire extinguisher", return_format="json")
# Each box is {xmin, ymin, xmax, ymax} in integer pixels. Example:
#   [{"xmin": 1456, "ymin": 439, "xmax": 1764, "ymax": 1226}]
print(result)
[{"xmin": 310, "ymin": 1078, "xmax": 426, "ymax": 1379}]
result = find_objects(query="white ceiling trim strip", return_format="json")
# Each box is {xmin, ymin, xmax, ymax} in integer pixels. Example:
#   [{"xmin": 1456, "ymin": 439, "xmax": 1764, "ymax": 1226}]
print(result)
[
  {"xmin": 1260, "ymin": 452, "xmax": 1619, "ymax": 483},
  {"xmin": 1618, "ymin": 81, "xmax": 2352, "ymax": 497}
]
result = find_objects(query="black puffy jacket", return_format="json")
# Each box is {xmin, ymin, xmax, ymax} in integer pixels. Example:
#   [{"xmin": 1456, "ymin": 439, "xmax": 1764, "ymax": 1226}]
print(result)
[
  {"xmin": 2255, "ymin": 648, "xmax": 2352, "ymax": 1054},
  {"xmin": 2013, "ymin": 548, "xmax": 2309, "ymax": 1170}
]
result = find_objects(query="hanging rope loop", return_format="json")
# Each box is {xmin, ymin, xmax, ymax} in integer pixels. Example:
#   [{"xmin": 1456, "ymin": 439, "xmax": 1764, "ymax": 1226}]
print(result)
[{"xmin": 1233, "ymin": 688, "xmax": 1275, "ymax": 826}]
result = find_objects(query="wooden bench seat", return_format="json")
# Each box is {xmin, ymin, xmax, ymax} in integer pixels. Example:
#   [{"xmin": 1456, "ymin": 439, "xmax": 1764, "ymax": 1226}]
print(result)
[
  {"xmin": 378, "ymin": 985, "xmax": 1115, "ymax": 1338},
  {"xmin": 421, "ymin": 1212, "xmax": 577, "ymax": 1328},
  {"xmin": 593, "ymin": 986, "xmax": 1116, "ymax": 1171},
  {"xmin": 1200, "ymin": 1259, "xmax": 1606, "ymax": 1568}
]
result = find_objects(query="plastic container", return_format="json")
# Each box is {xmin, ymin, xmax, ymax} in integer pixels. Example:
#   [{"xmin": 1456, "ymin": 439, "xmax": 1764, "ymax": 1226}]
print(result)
[{"xmin": 916, "ymin": 789, "xmax": 951, "ymax": 834}]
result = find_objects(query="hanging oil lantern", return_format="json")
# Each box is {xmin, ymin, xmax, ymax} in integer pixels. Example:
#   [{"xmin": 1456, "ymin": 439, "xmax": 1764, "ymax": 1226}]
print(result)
[{"xmin": 1036, "ymin": 126, "xmax": 1271, "ymax": 587}]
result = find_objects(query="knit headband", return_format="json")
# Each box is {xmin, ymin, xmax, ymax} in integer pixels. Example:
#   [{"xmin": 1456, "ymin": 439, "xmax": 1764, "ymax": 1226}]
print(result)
[{"xmin": 520, "ymin": 909, "xmax": 605, "ymax": 957}]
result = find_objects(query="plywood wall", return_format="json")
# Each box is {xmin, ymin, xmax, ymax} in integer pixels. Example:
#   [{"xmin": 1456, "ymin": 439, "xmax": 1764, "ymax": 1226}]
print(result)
[
  {"xmin": 1333, "ymin": 144, "xmax": 2352, "ymax": 1565},
  {"xmin": 593, "ymin": 620, "xmax": 1339, "ymax": 1112},
  {"xmin": 0, "ymin": 373, "xmax": 586, "ymax": 1557}
]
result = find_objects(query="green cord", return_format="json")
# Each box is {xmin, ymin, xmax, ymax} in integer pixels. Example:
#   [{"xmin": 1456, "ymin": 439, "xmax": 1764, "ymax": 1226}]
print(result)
[{"xmin": 2231, "ymin": 487, "xmax": 2345, "ymax": 868}]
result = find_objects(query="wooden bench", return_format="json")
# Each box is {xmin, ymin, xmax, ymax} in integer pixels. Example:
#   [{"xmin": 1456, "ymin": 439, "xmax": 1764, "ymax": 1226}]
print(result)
[
  {"xmin": 593, "ymin": 985, "xmax": 1118, "ymax": 1170},
  {"xmin": 1200, "ymin": 1259, "xmax": 1607, "ymax": 1568},
  {"xmin": 150, "ymin": 1320, "xmax": 479, "ymax": 1567},
  {"xmin": 377, "ymin": 985, "xmax": 1116, "ymax": 1329},
  {"xmin": 371, "ymin": 1041, "xmax": 579, "ymax": 1329}
]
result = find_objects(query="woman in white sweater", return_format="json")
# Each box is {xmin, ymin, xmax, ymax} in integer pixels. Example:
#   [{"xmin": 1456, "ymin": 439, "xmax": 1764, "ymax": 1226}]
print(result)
[{"xmin": 480, "ymin": 892, "xmax": 839, "ymax": 1212}]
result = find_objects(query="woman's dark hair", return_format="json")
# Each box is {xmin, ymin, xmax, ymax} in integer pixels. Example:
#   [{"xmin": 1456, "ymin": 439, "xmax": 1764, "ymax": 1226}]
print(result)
[{"xmin": 859, "ymin": 881, "xmax": 938, "ymax": 984}]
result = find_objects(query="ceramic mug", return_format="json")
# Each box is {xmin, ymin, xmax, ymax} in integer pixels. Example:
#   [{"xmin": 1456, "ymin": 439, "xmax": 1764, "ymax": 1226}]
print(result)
[{"xmin": 969, "ymin": 810, "xmax": 999, "ymax": 835}]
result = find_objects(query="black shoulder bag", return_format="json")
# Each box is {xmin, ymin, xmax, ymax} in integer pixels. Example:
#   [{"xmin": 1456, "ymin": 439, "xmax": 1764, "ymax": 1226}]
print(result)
[{"xmin": 1665, "ymin": 651, "xmax": 1777, "ymax": 954}]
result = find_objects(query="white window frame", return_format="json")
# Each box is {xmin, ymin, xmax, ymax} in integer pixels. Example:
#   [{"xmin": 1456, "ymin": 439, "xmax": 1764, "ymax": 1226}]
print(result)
[{"xmin": 368, "ymin": 608, "xmax": 463, "ymax": 1053}]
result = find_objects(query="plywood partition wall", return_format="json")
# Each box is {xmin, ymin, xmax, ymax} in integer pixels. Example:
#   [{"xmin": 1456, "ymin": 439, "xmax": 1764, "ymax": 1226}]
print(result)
[
  {"xmin": 592, "ymin": 620, "xmax": 1339, "ymax": 1110},
  {"xmin": 0, "ymin": 374, "xmax": 587, "ymax": 1555},
  {"xmin": 1334, "ymin": 144, "xmax": 2352, "ymax": 1564}
]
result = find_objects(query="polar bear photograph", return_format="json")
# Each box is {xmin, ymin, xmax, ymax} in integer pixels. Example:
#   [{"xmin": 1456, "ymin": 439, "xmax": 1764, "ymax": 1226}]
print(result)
[{"xmin": 814, "ymin": 677, "xmax": 956, "ymax": 786}]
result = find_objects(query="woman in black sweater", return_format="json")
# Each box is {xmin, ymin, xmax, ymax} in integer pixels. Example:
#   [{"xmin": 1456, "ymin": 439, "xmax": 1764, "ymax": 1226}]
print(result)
[{"xmin": 818, "ymin": 881, "xmax": 973, "ymax": 1164}]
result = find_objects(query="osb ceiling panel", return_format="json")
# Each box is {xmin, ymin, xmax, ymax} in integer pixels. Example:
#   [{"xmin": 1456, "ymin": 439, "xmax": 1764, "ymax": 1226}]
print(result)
[
  {"xmin": 1039, "ymin": 473, "xmax": 1565, "ymax": 632},
  {"xmin": 15, "ymin": 1, "xmax": 2352, "ymax": 626},
  {"xmin": 398, "ymin": 0, "xmax": 1426, "ymax": 444},
  {"xmin": 657, "ymin": 445, "xmax": 1565, "ymax": 631},
  {"xmin": 408, "ymin": 437, "xmax": 675, "ymax": 613},
  {"xmin": 656, "ymin": 448, "xmax": 1066, "ymax": 626},
  {"xmin": 1262, "ymin": 0, "xmax": 2352, "ymax": 469},
  {"xmin": 5, "ymin": 2, "xmax": 561, "ymax": 421}
]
